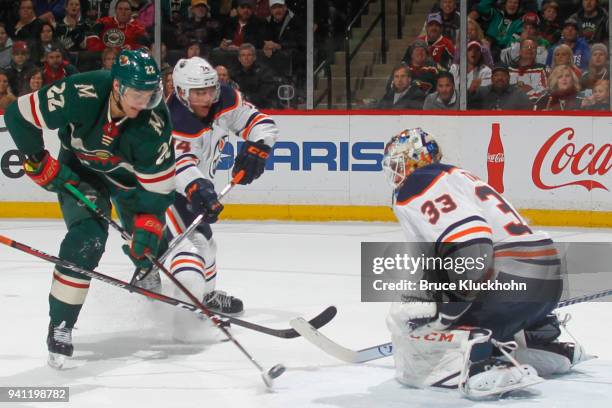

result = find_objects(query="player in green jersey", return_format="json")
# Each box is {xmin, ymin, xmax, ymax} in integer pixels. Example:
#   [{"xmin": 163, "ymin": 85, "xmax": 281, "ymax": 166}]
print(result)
[{"xmin": 4, "ymin": 49, "xmax": 175, "ymax": 368}]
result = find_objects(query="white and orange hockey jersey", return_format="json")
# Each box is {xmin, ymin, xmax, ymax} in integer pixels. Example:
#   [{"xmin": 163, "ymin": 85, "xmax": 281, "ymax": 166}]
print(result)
[{"xmin": 167, "ymin": 84, "xmax": 279, "ymax": 196}]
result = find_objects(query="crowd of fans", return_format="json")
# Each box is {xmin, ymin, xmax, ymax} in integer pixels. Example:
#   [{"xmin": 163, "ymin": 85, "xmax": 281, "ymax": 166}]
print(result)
[
  {"xmin": 377, "ymin": 0, "xmax": 611, "ymax": 111},
  {"xmin": 0, "ymin": 0, "xmax": 357, "ymax": 110}
]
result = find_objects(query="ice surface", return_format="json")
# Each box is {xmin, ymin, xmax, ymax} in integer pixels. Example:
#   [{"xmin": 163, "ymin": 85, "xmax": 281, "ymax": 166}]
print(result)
[{"xmin": 1, "ymin": 220, "xmax": 611, "ymax": 407}]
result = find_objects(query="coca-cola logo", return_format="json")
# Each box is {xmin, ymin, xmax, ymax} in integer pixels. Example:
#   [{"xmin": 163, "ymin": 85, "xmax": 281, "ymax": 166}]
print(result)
[
  {"xmin": 532, "ymin": 127, "xmax": 611, "ymax": 191},
  {"xmin": 488, "ymin": 153, "xmax": 505, "ymax": 163}
]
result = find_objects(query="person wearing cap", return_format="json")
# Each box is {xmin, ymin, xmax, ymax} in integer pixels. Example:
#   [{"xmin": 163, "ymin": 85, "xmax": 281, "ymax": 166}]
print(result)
[
  {"xmin": 468, "ymin": 63, "xmax": 533, "ymax": 110},
  {"xmin": 581, "ymin": 42, "xmax": 609, "ymax": 90},
  {"xmin": 423, "ymin": 71, "xmax": 459, "ymax": 110},
  {"xmin": 569, "ymin": 0, "xmax": 609, "ymax": 44},
  {"xmin": 161, "ymin": 0, "xmax": 191, "ymax": 25},
  {"xmin": 41, "ymin": 42, "xmax": 77, "ymax": 85},
  {"xmin": 377, "ymin": 65, "xmax": 426, "ymax": 110},
  {"xmin": 540, "ymin": 1, "xmax": 562, "ymax": 44},
  {"xmin": 86, "ymin": 0, "xmax": 149, "ymax": 51},
  {"xmin": 508, "ymin": 38, "xmax": 548, "ymax": 101},
  {"xmin": 427, "ymin": 0, "xmax": 460, "ymax": 41},
  {"xmin": 401, "ymin": 40, "xmax": 439, "ymax": 93},
  {"xmin": 220, "ymin": 0, "xmax": 270, "ymax": 50},
  {"xmin": 175, "ymin": 0, "xmax": 222, "ymax": 54},
  {"xmin": 417, "ymin": 12, "xmax": 455, "ymax": 71},
  {"xmin": 500, "ymin": 12, "xmax": 549, "ymax": 65},
  {"xmin": 264, "ymin": 0, "xmax": 304, "ymax": 57},
  {"xmin": 5, "ymin": 40, "xmax": 34, "ymax": 96},
  {"xmin": 545, "ymin": 17, "xmax": 590, "ymax": 71},
  {"xmin": 449, "ymin": 40, "xmax": 492, "ymax": 93},
  {"xmin": 477, "ymin": 0, "xmax": 524, "ymax": 58}
]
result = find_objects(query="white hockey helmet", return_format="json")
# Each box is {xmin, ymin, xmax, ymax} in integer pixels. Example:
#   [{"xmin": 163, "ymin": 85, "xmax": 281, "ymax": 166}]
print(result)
[
  {"xmin": 172, "ymin": 56, "xmax": 220, "ymax": 110},
  {"xmin": 382, "ymin": 128, "xmax": 442, "ymax": 189}
]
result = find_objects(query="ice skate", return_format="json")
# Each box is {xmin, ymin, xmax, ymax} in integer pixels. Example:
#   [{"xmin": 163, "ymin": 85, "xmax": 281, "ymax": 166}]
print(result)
[
  {"xmin": 47, "ymin": 321, "xmax": 73, "ymax": 369},
  {"xmin": 203, "ymin": 290, "xmax": 244, "ymax": 315}
]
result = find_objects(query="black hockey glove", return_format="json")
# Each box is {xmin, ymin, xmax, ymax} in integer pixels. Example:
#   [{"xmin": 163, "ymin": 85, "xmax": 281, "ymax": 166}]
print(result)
[
  {"xmin": 232, "ymin": 140, "xmax": 271, "ymax": 185},
  {"xmin": 185, "ymin": 178, "xmax": 224, "ymax": 223}
]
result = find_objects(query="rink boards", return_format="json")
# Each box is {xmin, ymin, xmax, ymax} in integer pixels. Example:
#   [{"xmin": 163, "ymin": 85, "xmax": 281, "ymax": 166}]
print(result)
[{"xmin": 0, "ymin": 110, "xmax": 611, "ymax": 226}]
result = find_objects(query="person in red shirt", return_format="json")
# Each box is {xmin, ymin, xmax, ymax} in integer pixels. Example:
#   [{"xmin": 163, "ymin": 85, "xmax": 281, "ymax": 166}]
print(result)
[
  {"xmin": 417, "ymin": 12, "xmax": 455, "ymax": 70},
  {"xmin": 42, "ymin": 43, "xmax": 78, "ymax": 85},
  {"xmin": 86, "ymin": 0, "xmax": 149, "ymax": 51}
]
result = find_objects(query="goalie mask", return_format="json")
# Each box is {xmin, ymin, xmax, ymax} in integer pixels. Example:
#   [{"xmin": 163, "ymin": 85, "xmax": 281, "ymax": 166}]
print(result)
[
  {"xmin": 382, "ymin": 128, "xmax": 442, "ymax": 189},
  {"xmin": 173, "ymin": 57, "xmax": 220, "ymax": 112}
]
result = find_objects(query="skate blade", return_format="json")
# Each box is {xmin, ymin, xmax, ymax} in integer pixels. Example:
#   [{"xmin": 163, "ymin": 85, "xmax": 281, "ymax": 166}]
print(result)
[{"xmin": 47, "ymin": 352, "xmax": 66, "ymax": 370}]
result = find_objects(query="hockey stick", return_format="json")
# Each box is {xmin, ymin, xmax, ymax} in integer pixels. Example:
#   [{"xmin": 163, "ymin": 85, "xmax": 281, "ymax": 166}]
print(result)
[
  {"xmin": 0, "ymin": 233, "xmax": 336, "ymax": 338},
  {"xmin": 65, "ymin": 185, "xmax": 287, "ymax": 387},
  {"xmin": 290, "ymin": 288, "xmax": 612, "ymax": 364},
  {"xmin": 156, "ymin": 170, "xmax": 243, "ymax": 266}
]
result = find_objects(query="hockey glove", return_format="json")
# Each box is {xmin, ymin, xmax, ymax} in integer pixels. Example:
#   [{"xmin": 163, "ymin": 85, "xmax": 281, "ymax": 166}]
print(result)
[
  {"xmin": 123, "ymin": 214, "xmax": 164, "ymax": 269},
  {"xmin": 387, "ymin": 301, "xmax": 472, "ymax": 336},
  {"xmin": 232, "ymin": 140, "xmax": 271, "ymax": 185},
  {"xmin": 185, "ymin": 178, "xmax": 224, "ymax": 223},
  {"xmin": 23, "ymin": 150, "xmax": 79, "ymax": 193}
]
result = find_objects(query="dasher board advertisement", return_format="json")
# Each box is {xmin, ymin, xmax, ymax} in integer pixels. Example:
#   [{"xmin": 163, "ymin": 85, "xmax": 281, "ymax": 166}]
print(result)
[{"xmin": 0, "ymin": 113, "xmax": 610, "ymax": 213}]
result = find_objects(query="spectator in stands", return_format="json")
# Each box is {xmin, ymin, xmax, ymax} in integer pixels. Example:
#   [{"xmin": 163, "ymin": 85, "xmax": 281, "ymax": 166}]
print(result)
[
  {"xmin": 500, "ymin": 12, "xmax": 549, "ymax": 65},
  {"xmin": 468, "ymin": 63, "xmax": 532, "ymax": 110},
  {"xmin": 450, "ymin": 40, "xmax": 492, "ymax": 93},
  {"xmin": 84, "ymin": 0, "xmax": 113, "ymax": 24},
  {"xmin": 162, "ymin": 0, "xmax": 191, "ymax": 26},
  {"xmin": 534, "ymin": 64, "xmax": 581, "ymax": 110},
  {"xmin": 508, "ymin": 38, "xmax": 549, "ymax": 101},
  {"xmin": 377, "ymin": 65, "xmax": 426, "ymax": 110},
  {"xmin": 569, "ymin": 0, "xmax": 608, "ymax": 44},
  {"xmin": 453, "ymin": 18, "xmax": 494, "ymax": 68},
  {"xmin": 220, "ymin": 0, "xmax": 269, "ymax": 50},
  {"xmin": 476, "ymin": 0, "xmax": 524, "ymax": 57},
  {"xmin": 175, "ymin": 0, "xmax": 222, "ymax": 54},
  {"xmin": 5, "ymin": 41, "xmax": 34, "ymax": 96},
  {"xmin": 86, "ymin": 0, "xmax": 148, "ymax": 51},
  {"xmin": 423, "ymin": 71, "xmax": 458, "ymax": 110},
  {"xmin": 162, "ymin": 69, "xmax": 173, "ymax": 99},
  {"xmin": 23, "ymin": 66, "xmax": 42, "ymax": 93},
  {"xmin": 55, "ymin": 0, "xmax": 89, "ymax": 52},
  {"xmin": 551, "ymin": 44, "xmax": 582, "ymax": 77},
  {"xmin": 0, "ymin": 23, "xmax": 13, "ymax": 70},
  {"xmin": 581, "ymin": 42, "xmax": 608, "ymax": 90},
  {"xmin": 253, "ymin": 0, "xmax": 270, "ymax": 19},
  {"xmin": 0, "ymin": 71, "xmax": 16, "ymax": 109},
  {"xmin": 101, "ymin": 46, "xmax": 117, "ymax": 69},
  {"xmin": 186, "ymin": 40, "xmax": 201, "ymax": 58},
  {"xmin": 11, "ymin": 0, "xmax": 44, "ymax": 42},
  {"xmin": 416, "ymin": 13, "xmax": 455, "ymax": 70},
  {"xmin": 540, "ymin": 1, "xmax": 562, "ymax": 45},
  {"xmin": 402, "ymin": 40, "xmax": 439, "ymax": 93},
  {"xmin": 546, "ymin": 18, "xmax": 590, "ymax": 71},
  {"xmin": 264, "ymin": 0, "xmax": 304, "ymax": 58},
  {"xmin": 31, "ymin": 21, "xmax": 55, "ymax": 65},
  {"xmin": 232, "ymin": 43, "xmax": 276, "ymax": 107},
  {"xmin": 34, "ymin": 0, "xmax": 65, "ymax": 23},
  {"xmin": 41, "ymin": 43, "xmax": 77, "ymax": 84},
  {"xmin": 216, "ymin": 64, "xmax": 240, "ymax": 89},
  {"xmin": 429, "ymin": 0, "xmax": 460, "ymax": 41},
  {"xmin": 581, "ymin": 78, "xmax": 609, "ymax": 109}
]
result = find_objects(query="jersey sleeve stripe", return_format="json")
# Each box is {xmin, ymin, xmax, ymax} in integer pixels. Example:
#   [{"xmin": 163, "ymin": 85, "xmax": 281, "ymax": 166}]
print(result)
[
  {"xmin": 135, "ymin": 166, "xmax": 176, "ymax": 194},
  {"xmin": 214, "ymin": 89, "xmax": 241, "ymax": 119},
  {"xmin": 494, "ymin": 248, "xmax": 559, "ymax": 258},
  {"xmin": 16, "ymin": 94, "xmax": 41, "ymax": 129},
  {"xmin": 396, "ymin": 170, "xmax": 449, "ymax": 206},
  {"xmin": 176, "ymin": 157, "xmax": 198, "ymax": 168},
  {"xmin": 171, "ymin": 258, "xmax": 205, "ymax": 270},
  {"xmin": 173, "ymin": 128, "xmax": 210, "ymax": 139},
  {"xmin": 176, "ymin": 163, "xmax": 196, "ymax": 175},
  {"xmin": 443, "ymin": 226, "xmax": 493, "ymax": 243},
  {"xmin": 165, "ymin": 208, "xmax": 184, "ymax": 235},
  {"xmin": 436, "ymin": 216, "xmax": 488, "ymax": 245},
  {"xmin": 241, "ymin": 113, "xmax": 268, "ymax": 140}
]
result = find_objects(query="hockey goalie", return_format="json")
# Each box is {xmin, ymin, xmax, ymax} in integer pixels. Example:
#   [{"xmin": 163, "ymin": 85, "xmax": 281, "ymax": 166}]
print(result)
[{"xmin": 382, "ymin": 128, "xmax": 593, "ymax": 399}]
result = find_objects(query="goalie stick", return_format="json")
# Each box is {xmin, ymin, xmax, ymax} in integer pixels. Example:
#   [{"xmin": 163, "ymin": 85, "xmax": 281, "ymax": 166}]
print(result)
[
  {"xmin": 0, "ymin": 234, "xmax": 336, "ymax": 339},
  {"xmin": 290, "ymin": 288, "xmax": 612, "ymax": 363}
]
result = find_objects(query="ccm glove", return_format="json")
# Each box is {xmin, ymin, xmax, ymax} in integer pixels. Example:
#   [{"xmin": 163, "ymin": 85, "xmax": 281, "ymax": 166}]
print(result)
[
  {"xmin": 123, "ymin": 214, "xmax": 164, "ymax": 269},
  {"xmin": 23, "ymin": 150, "xmax": 79, "ymax": 192},
  {"xmin": 185, "ymin": 178, "xmax": 224, "ymax": 223},
  {"xmin": 232, "ymin": 140, "xmax": 271, "ymax": 185}
]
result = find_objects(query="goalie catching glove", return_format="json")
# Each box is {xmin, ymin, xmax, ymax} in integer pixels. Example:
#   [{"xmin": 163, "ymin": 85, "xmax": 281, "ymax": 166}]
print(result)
[
  {"xmin": 24, "ymin": 150, "xmax": 80, "ymax": 192},
  {"xmin": 232, "ymin": 140, "xmax": 271, "ymax": 185},
  {"xmin": 185, "ymin": 178, "xmax": 224, "ymax": 223},
  {"xmin": 123, "ymin": 214, "xmax": 164, "ymax": 269}
]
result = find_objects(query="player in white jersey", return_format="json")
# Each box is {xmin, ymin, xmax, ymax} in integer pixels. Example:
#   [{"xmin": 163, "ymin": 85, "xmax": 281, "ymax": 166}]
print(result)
[
  {"xmin": 156, "ymin": 57, "xmax": 278, "ymax": 339},
  {"xmin": 382, "ymin": 128, "xmax": 591, "ymax": 398}
]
